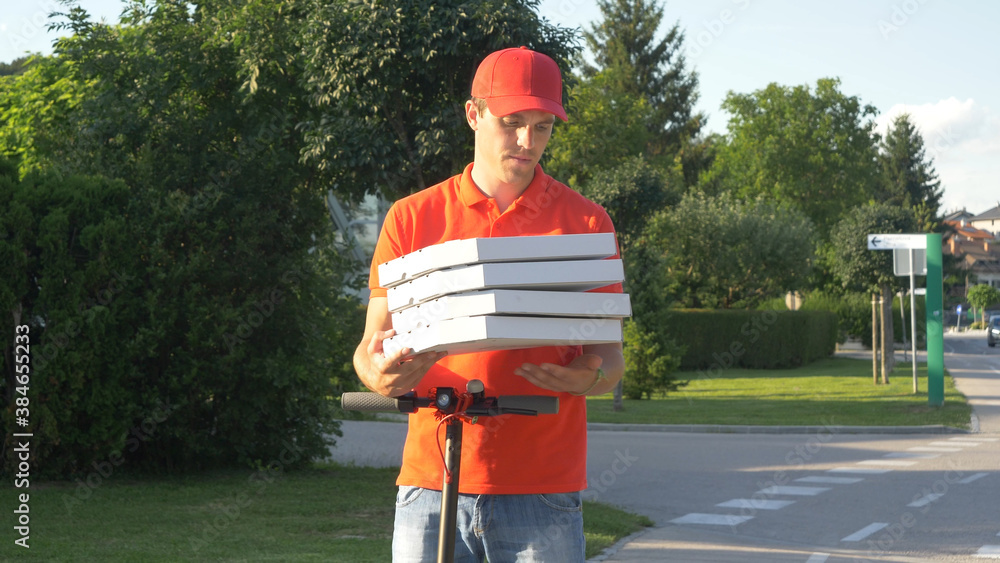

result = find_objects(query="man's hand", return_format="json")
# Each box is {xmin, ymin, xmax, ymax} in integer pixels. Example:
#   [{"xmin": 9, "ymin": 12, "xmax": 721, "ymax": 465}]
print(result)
[
  {"xmin": 357, "ymin": 328, "xmax": 446, "ymax": 397},
  {"xmin": 514, "ymin": 353, "xmax": 605, "ymax": 395},
  {"xmin": 353, "ymin": 297, "xmax": 446, "ymax": 398}
]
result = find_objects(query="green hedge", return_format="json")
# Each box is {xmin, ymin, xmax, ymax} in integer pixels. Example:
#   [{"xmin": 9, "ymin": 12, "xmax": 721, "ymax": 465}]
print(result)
[{"xmin": 658, "ymin": 309, "xmax": 837, "ymax": 371}]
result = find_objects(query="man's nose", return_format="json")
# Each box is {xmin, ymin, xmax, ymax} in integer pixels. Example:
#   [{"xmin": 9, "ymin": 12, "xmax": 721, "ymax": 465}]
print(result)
[{"xmin": 517, "ymin": 126, "xmax": 535, "ymax": 150}]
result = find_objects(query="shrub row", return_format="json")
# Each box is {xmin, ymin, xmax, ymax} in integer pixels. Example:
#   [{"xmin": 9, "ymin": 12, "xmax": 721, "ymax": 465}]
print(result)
[{"xmin": 657, "ymin": 309, "xmax": 838, "ymax": 371}]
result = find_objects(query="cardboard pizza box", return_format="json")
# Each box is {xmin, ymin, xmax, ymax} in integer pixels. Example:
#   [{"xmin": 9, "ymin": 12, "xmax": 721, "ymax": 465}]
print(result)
[
  {"xmin": 377, "ymin": 232, "xmax": 618, "ymax": 288},
  {"xmin": 382, "ymin": 315, "xmax": 623, "ymax": 357},
  {"xmin": 386, "ymin": 259, "xmax": 624, "ymax": 312},
  {"xmin": 392, "ymin": 289, "xmax": 632, "ymax": 333}
]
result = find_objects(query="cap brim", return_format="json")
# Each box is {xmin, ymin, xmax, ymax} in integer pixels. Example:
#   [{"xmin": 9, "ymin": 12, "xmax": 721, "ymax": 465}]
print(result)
[{"xmin": 486, "ymin": 96, "xmax": 568, "ymax": 122}]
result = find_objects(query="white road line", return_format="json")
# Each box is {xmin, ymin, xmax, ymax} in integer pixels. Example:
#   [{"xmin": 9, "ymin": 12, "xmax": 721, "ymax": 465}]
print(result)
[
  {"xmin": 670, "ymin": 513, "xmax": 753, "ymax": 526},
  {"xmin": 755, "ymin": 485, "xmax": 830, "ymax": 496},
  {"xmin": 931, "ymin": 441, "xmax": 981, "ymax": 447},
  {"xmin": 884, "ymin": 452, "xmax": 940, "ymax": 459},
  {"xmin": 975, "ymin": 545, "xmax": 1000, "ymax": 558},
  {"xmin": 806, "ymin": 554, "xmax": 830, "ymax": 563},
  {"xmin": 828, "ymin": 467, "xmax": 894, "ymax": 474},
  {"xmin": 958, "ymin": 472, "xmax": 990, "ymax": 484},
  {"xmin": 950, "ymin": 437, "xmax": 1000, "ymax": 442},
  {"xmin": 858, "ymin": 459, "xmax": 919, "ymax": 466},
  {"xmin": 908, "ymin": 446, "xmax": 962, "ymax": 452},
  {"xmin": 796, "ymin": 476, "xmax": 864, "ymax": 485},
  {"xmin": 907, "ymin": 493, "xmax": 944, "ymax": 507},
  {"xmin": 842, "ymin": 522, "xmax": 889, "ymax": 542},
  {"xmin": 716, "ymin": 498, "xmax": 795, "ymax": 510}
]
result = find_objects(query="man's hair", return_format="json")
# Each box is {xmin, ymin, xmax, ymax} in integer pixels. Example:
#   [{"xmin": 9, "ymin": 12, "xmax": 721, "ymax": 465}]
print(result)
[{"xmin": 469, "ymin": 96, "xmax": 488, "ymax": 116}]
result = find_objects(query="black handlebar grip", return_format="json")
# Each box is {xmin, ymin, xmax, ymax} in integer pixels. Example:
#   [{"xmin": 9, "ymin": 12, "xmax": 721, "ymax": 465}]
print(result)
[
  {"xmin": 496, "ymin": 395, "xmax": 559, "ymax": 415},
  {"xmin": 341, "ymin": 392, "xmax": 400, "ymax": 412}
]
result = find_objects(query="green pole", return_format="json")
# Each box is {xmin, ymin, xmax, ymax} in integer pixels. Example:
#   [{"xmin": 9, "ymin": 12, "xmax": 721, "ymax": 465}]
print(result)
[{"xmin": 925, "ymin": 233, "xmax": 944, "ymax": 406}]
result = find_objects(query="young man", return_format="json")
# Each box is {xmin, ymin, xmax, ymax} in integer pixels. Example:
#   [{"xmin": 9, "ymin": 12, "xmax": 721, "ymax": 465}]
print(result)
[{"xmin": 353, "ymin": 46, "xmax": 625, "ymax": 562}]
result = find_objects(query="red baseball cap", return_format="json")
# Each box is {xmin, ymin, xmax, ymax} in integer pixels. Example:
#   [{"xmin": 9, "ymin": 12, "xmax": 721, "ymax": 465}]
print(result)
[{"xmin": 472, "ymin": 46, "xmax": 567, "ymax": 122}]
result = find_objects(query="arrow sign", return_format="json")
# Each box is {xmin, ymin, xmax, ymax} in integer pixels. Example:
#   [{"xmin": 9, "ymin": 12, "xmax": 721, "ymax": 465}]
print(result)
[{"xmin": 867, "ymin": 233, "xmax": 927, "ymax": 250}]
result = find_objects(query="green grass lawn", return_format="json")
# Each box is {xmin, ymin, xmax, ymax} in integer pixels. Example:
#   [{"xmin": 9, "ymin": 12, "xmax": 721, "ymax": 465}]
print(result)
[
  {"xmin": 2, "ymin": 464, "xmax": 650, "ymax": 562},
  {"xmin": 587, "ymin": 357, "xmax": 972, "ymax": 429}
]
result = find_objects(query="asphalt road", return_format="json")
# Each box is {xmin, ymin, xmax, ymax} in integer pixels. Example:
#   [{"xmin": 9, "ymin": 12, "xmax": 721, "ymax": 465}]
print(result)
[
  {"xmin": 596, "ymin": 330, "xmax": 1000, "ymax": 562},
  {"xmin": 330, "ymin": 331, "xmax": 1000, "ymax": 562}
]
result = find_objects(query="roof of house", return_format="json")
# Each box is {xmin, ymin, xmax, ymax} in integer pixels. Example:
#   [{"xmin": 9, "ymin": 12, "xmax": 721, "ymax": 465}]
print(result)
[
  {"xmin": 971, "ymin": 203, "xmax": 1000, "ymax": 222},
  {"xmin": 942, "ymin": 208, "xmax": 975, "ymax": 223},
  {"xmin": 944, "ymin": 220, "xmax": 996, "ymax": 241}
]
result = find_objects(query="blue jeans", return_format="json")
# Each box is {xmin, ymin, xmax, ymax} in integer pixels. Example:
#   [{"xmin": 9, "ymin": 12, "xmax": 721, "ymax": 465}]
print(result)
[{"xmin": 391, "ymin": 486, "xmax": 585, "ymax": 562}]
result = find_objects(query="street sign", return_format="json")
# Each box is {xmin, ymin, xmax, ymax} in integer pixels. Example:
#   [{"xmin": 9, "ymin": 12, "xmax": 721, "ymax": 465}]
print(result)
[
  {"xmin": 893, "ymin": 248, "xmax": 927, "ymax": 276},
  {"xmin": 868, "ymin": 233, "xmax": 928, "ymax": 250}
]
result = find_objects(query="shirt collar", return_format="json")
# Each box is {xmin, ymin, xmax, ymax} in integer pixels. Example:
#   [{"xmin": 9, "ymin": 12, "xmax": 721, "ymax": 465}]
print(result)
[{"xmin": 459, "ymin": 163, "xmax": 554, "ymax": 211}]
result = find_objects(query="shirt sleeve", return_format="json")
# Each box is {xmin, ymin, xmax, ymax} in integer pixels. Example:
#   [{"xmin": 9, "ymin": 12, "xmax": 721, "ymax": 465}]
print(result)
[{"xmin": 368, "ymin": 203, "xmax": 405, "ymax": 299}]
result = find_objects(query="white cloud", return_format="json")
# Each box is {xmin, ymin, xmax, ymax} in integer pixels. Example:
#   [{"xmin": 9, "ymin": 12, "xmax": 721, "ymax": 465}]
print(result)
[{"xmin": 877, "ymin": 98, "xmax": 1000, "ymax": 215}]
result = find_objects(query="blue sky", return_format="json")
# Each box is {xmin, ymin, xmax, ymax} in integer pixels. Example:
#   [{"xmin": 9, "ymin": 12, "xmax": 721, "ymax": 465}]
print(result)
[{"xmin": 2, "ymin": 0, "xmax": 996, "ymax": 216}]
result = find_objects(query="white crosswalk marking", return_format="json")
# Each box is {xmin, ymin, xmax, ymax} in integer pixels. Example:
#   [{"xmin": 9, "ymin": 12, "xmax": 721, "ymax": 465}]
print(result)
[
  {"xmin": 858, "ymin": 459, "xmax": 918, "ymax": 466},
  {"xmin": 842, "ymin": 522, "xmax": 889, "ymax": 542},
  {"xmin": 670, "ymin": 513, "xmax": 753, "ymax": 526},
  {"xmin": 931, "ymin": 441, "xmax": 980, "ymax": 447},
  {"xmin": 805, "ymin": 554, "xmax": 830, "ymax": 562},
  {"xmin": 716, "ymin": 498, "xmax": 795, "ymax": 510},
  {"xmin": 883, "ymin": 452, "xmax": 939, "ymax": 459},
  {"xmin": 755, "ymin": 485, "xmax": 829, "ymax": 496},
  {"xmin": 796, "ymin": 476, "xmax": 864, "ymax": 485},
  {"xmin": 975, "ymin": 545, "xmax": 1000, "ymax": 558},
  {"xmin": 907, "ymin": 492, "xmax": 943, "ymax": 507},
  {"xmin": 958, "ymin": 472, "xmax": 990, "ymax": 484}
]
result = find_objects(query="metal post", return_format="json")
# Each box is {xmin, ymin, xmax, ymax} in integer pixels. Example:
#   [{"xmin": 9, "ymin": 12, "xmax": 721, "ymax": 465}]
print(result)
[
  {"xmin": 926, "ymin": 234, "xmax": 944, "ymax": 406},
  {"xmin": 437, "ymin": 419, "xmax": 462, "ymax": 563},
  {"xmin": 872, "ymin": 293, "xmax": 879, "ymax": 385},
  {"xmin": 910, "ymin": 249, "xmax": 918, "ymax": 394},
  {"xmin": 899, "ymin": 290, "xmax": 908, "ymax": 363}
]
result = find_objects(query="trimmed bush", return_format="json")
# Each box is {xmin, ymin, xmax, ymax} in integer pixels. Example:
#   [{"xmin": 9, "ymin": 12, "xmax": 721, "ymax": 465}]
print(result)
[{"xmin": 657, "ymin": 309, "xmax": 837, "ymax": 371}]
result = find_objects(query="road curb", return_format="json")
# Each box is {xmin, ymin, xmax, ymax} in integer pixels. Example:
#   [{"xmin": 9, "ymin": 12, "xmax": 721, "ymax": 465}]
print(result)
[{"xmin": 586, "ymin": 423, "xmax": 968, "ymax": 434}]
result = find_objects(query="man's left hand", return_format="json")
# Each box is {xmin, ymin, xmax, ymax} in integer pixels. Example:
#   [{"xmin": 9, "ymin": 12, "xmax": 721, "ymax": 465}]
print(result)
[{"xmin": 514, "ymin": 354, "xmax": 603, "ymax": 395}]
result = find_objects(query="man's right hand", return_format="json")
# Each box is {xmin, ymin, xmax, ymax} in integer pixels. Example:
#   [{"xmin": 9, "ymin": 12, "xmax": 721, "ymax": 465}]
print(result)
[
  {"xmin": 353, "ymin": 297, "xmax": 446, "ymax": 397},
  {"xmin": 357, "ymin": 327, "xmax": 446, "ymax": 397}
]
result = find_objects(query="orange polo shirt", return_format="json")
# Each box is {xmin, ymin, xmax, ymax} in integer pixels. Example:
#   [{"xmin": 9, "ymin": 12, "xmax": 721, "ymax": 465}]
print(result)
[{"xmin": 369, "ymin": 163, "xmax": 622, "ymax": 494}]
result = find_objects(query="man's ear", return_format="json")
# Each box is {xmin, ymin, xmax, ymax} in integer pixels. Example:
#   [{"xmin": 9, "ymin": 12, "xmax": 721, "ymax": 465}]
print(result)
[{"xmin": 465, "ymin": 100, "xmax": 479, "ymax": 131}]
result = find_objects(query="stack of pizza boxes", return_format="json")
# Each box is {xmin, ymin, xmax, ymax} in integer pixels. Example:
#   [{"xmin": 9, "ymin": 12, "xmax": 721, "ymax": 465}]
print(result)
[{"xmin": 379, "ymin": 233, "xmax": 632, "ymax": 357}]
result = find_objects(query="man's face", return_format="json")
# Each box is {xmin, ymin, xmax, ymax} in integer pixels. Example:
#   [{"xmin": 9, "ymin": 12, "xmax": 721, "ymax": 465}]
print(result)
[{"xmin": 467, "ymin": 102, "xmax": 556, "ymax": 189}]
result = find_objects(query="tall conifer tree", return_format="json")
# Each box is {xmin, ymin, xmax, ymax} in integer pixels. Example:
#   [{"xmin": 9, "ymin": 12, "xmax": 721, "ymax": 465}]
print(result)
[{"xmin": 582, "ymin": 0, "xmax": 702, "ymax": 157}]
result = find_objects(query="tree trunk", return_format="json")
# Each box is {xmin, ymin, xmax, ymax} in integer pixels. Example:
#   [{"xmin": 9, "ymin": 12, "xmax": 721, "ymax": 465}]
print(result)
[
  {"xmin": 612, "ymin": 380, "xmax": 623, "ymax": 412},
  {"xmin": 872, "ymin": 293, "xmax": 879, "ymax": 385}
]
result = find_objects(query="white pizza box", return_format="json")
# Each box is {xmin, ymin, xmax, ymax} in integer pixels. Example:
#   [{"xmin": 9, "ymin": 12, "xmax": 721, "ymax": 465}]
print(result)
[
  {"xmin": 386, "ymin": 259, "xmax": 624, "ymax": 313},
  {"xmin": 392, "ymin": 289, "xmax": 632, "ymax": 333},
  {"xmin": 382, "ymin": 315, "xmax": 623, "ymax": 357},
  {"xmin": 377, "ymin": 232, "xmax": 618, "ymax": 288}
]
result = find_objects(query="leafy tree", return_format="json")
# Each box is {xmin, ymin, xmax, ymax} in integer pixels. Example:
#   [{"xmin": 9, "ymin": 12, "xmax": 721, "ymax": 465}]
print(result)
[
  {"xmin": 0, "ymin": 54, "xmax": 88, "ymax": 174},
  {"xmin": 622, "ymin": 320, "xmax": 684, "ymax": 399},
  {"xmin": 878, "ymin": 113, "xmax": 944, "ymax": 231},
  {"xmin": 544, "ymin": 68, "xmax": 654, "ymax": 187},
  {"xmin": 828, "ymin": 203, "xmax": 920, "ymax": 378},
  {"xmin": 967, "ymin": 284, "xmax": 1000, "ymax": 326},
  {"xmin": 297, "ymin": 0, "xmax": 579, "ymax": 201},
  {"xmin": 646, "ymin": 191, "xmax": 816, "ymax": 309},
  {"xmin": 0, "ymin": 55, "xmax": 34, "ymax": 77},
  {"xmin": 581, "ymin": 157, "xmax": 684, "ymax": 405},
  {"xmin": 708, "ymin": 78, "xmax": 881, "ymax": 237},
  {"xmin": 579, "ymin": 156, "xmax": 680, "ymax": 252},
  {"xmin": 582, "ymin": 0, "xmax": 702, "ymax": 159},
  {"xmin": 1, "ymin": 0, "xmax": 364, "ymax": 476}
]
